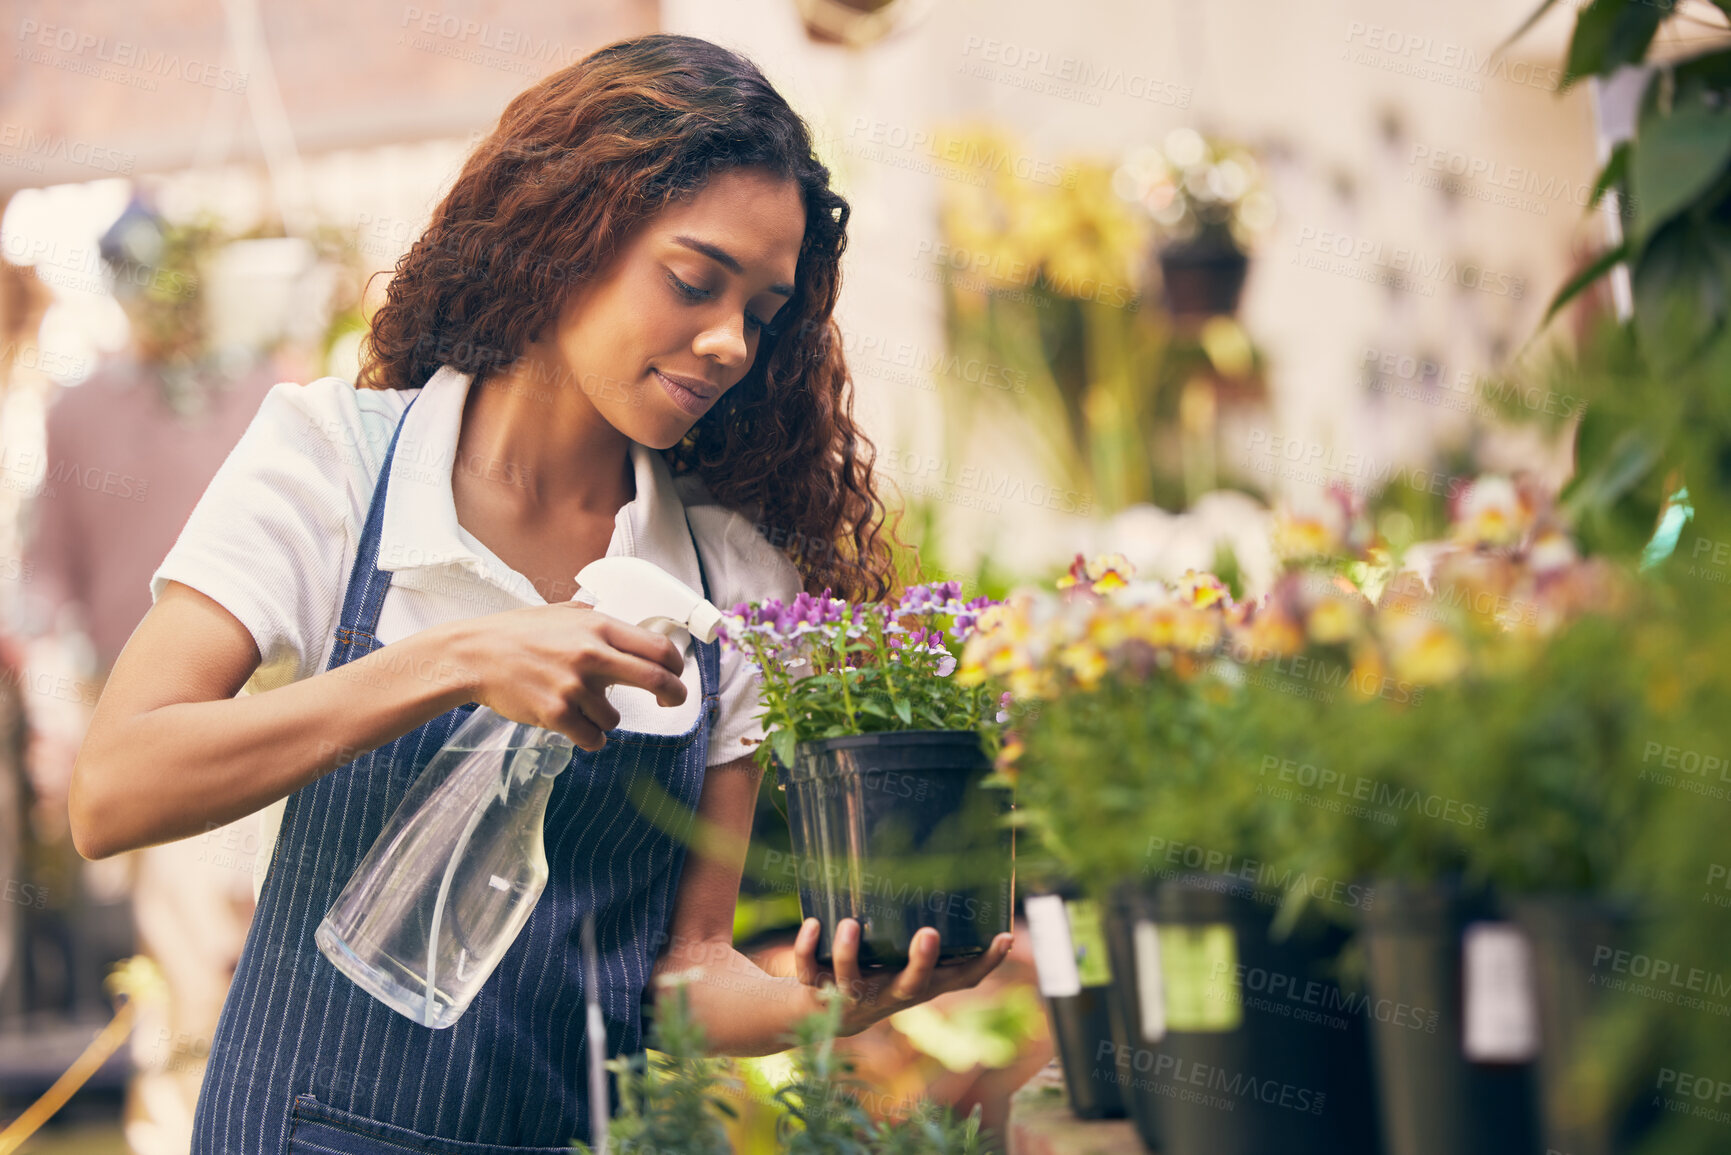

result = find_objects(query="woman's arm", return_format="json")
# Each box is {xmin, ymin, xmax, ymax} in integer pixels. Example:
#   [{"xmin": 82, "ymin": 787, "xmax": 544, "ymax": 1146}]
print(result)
[
  {"xmin": 649, "ymin": 754, "xmax": 824, "ymax": 1056},
  {"xmin": 70, "ymin": 581, "xmax": 484, "ymax": 860},
  {"xmin": 650, "ymin": 753, "xmax": 1012, "ymax": 1057},
  {"xmin": 71, "ymin": 580, "xmax": 686, "ymax": 860}
]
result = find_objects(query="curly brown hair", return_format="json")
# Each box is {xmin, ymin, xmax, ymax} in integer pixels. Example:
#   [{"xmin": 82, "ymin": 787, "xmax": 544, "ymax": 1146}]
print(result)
[{"xmin": 355, "ymin": 33, "xmax": 906, "ymax": 602}]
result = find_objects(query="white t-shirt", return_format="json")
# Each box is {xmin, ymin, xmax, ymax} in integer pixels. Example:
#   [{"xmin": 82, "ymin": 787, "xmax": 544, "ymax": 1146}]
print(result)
[{"xmin": 149, "ymin": 364, "xmax": 803, "ymax": 900}]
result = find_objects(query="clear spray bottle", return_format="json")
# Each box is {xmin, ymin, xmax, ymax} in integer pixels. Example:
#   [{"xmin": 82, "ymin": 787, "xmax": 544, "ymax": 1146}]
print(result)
[{"xmin": 315, "ymin": 556, "xmax": 722, "ymax": 1029}]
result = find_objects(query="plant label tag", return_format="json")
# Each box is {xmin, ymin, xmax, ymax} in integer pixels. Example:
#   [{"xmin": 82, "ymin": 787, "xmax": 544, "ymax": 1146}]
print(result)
[
  {"xmin": 1026, "ymin": 894, "xmax": 1082, "ymax": 998},
  {"xmin": 1066, "ymin": 899, "xmax": 1112, "ymax": 987},
  {"xmin": 1159, "ymin": 923, "xmax": 1242, "ymax": 1032},
  {"xmin": 1132, "ymin": 919, "xmax": 1167, "ymax": 1042},
  {"xmin": 1462, "ymin": 921, "xmax": 1540, "ymax": 1063}
]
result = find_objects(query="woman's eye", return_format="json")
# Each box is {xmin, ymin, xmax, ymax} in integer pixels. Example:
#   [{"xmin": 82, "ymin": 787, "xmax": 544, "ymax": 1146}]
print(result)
[
  {"xmin": 668, "ymin": 272, "xmax": 779, "ymax": 336},
  {"xmin": 667, "ymin": 272, "xmax": 708, "ymax": 301}
]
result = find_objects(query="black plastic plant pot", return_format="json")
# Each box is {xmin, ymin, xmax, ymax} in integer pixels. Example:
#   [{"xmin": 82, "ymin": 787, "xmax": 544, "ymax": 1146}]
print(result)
[
  {"xmin": 1156, "ymin": 239, "xmax": 1251, "ymax": 320},
  {"xmin": 1048, "ymin": 986, "xmax": 1126, "ymax": 1120},
  {"xmin": 1024, "ymin": 881, "xmax": 1126, "ymax": 1120},
  {"xmin": 1102, "ymin": 878, "xmax": 1166, "ymax": 1152},
  {"xmin": 1121, "ymin": 873, "xmax": 1378, "ymax": 1155},
  {"xmin": 1509, "ymin": 895, "xmax": 1660, "ymax": 1155},
  {"xmin": 779, "ymin": 730, "xmax": 1014, "ymax": 969},
  {"xmin": 1361, "ymin": 880, "xmax": 1542, "ymax": 1155}
]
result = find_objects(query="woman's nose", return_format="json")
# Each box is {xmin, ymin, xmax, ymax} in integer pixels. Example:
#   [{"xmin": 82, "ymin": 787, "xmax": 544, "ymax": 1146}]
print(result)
[{"xmin": 692, "ymin": 311, "xmax": 749, "ymax": 370}]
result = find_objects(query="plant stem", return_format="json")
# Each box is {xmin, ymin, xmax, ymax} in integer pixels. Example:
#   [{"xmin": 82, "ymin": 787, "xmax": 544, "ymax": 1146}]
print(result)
[
  {"xmin": 872, "ymin": 604, "xmax": 898, "ymax": 704},
  {"xmin": 838, "ymin": 608, "xmax": 859, "ymax": 732}
]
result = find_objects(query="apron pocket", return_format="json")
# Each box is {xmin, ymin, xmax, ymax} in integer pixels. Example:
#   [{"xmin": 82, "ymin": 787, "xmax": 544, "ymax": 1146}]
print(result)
[{"xmin": 286, "ymin": 1094, "xmax": 575, "ymax": 1155}]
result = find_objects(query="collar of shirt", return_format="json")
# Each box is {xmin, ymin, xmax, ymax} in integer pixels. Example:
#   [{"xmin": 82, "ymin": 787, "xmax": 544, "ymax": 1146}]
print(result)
[{"xmin": 375, "ymin": 364, "xmax": 704, "ymax": 606}]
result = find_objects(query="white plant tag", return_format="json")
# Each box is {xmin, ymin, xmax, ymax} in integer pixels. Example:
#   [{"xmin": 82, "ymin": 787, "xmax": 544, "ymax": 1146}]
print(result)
[
  {"xmin": 1133, "ymin": 919, "xmax": 1167, "ymax": 1043},
  {"xmin": 1462, "ymin": 921, "xmax": 1540, "ymax": 1062},
  {"xmin": 1025, "ymin": 894, "xmax": 1082, "ymax": 998}
]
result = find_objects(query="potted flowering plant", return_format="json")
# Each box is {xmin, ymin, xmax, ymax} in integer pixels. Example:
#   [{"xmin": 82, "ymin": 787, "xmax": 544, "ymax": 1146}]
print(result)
[
  {"xmin": 1237, "ymin": 476, "xmax": 1656, "ymax": 1155},
  {"xmin": 721, "ymin": 582, "xmax": 1013, "ymax": 970},
  {"xmin": 962, "ymin": 554, "xmax": 1379, "ymax": 1155},
  {"xmin": 1114, "ymin": 129, "xmax": 1275, "ymax": 321}
]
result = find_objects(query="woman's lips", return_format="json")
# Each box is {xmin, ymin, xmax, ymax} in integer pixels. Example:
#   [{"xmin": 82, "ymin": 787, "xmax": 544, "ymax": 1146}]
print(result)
[{"xmin": 654, "ymin": 369, "xmax": 715, "ymax": 416}]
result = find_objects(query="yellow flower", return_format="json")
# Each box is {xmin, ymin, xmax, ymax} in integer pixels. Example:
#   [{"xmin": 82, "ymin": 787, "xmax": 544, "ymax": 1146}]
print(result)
[
  {"xmin": 1171, "ymin": 607, "xmax": 1222, "ymax": 653},
  {"xmin": 1452, "ymin": 476, "xmax": 1532, "ymax": 547},
  {"xmin": 1124, "ymin": 604, "xmax": 1179, "ymax": 648},
  {"xmin": 1058, "ymin": 640, "xmax": 1109, "ymax": 689},
  {"xmin": 1085, "ymin": 606, "xmax": 1132, "ymax": 650},
  {"xmin": 1386, "ymin": 620, "xmax": 1469, "ymax": 686},
  {"xmin": 1273, "ymin": 513, "xmax": 1341, "ymax": 560},
  {"xmin": 1306, "ymin": 593, "xmax": 1363, "ymax": 645},
  {"xmin": 1245, "ymin": 607, "xmax": 1305, "ymax": 660},
  {"xmin": 1086, "ymin": 553, "xmax": 1135, "ymax": 587},
  {"xmin": 1009, "ymin": 666, "xmax": 1059, "ymax": 700},
  {"xmin": 1346, "ymin": 642, "xmax": 1388, "ymax": 702},
  {"xmin": 1178, "ymin": 570, "xmax": 1229, "ymax": 609}
]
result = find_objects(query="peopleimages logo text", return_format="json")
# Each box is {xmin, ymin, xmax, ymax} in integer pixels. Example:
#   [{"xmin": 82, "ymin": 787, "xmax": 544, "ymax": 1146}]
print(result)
[{"xmin": 1294, "ymin": 227, "xmax": 1526, "ymax": 299}]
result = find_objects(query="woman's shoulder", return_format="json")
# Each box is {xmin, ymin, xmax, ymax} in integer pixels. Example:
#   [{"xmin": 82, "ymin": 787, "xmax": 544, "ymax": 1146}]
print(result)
[
  {"xmin": 679, "ymin": 492, "xmax": 804, "ymax": 609},
  {"xmin": 262, "ymin": 376, "xmax": 415, "ymax": 452},
  {"xmin": 249, "ymin": 376, "xmax": 421, "ymax": 487}
]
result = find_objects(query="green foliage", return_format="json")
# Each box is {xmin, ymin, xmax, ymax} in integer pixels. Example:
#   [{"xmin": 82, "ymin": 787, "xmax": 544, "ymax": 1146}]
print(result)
[
  {"xmin": 1237, "ymin": 601, "xmax": 1662, "ymax": 896},
  {"xmin": 1010, "ymin": 670, "xmax": 1259, "ymax": 897},
  {"xmin": 775, "ymin": 991, "xmax": 990, "ymax": 1155},
  {"xmin": 1562, "ymin": 0, "xmax": 1665, "ymax": 89},
  {"xmin": 772, "ymin": 992, "xmax": 878, "ymax": 1154},
  {"xmin": 1518, "ymin": 0, "xmax": 1731, "ymax": 385},
  {"xmin": 573, "ymin": 983, "xmax": 737, "ymax": 1155},
  {"xmin": 574, "ymin": 985, "xmax": 993, "ymax": 1154}
]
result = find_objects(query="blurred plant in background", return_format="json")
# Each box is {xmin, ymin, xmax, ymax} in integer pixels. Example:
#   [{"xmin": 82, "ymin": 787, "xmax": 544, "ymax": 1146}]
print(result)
[
  {"xmin": 1113, "ymin": 128, "xmax": 1277, "ymax": 254},
  {"xmin": 928, "ymin": 122, "xmax": 1272, "ymax": 523}
]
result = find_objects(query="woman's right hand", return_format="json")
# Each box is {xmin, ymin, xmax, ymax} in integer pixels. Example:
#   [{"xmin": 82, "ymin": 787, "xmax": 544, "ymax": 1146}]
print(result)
[{"xmin": 459, "ymin": 601, "xmax": 687, "ymax": 751}]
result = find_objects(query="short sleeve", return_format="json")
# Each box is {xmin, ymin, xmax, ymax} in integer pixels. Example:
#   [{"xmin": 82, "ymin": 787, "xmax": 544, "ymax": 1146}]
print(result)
[
  {"xmin": 688, "ymin": 506, "xmax": 804, "ymax": 769},
  {"xmin": 148, "ymin": 377, "xmax": 390, "ymax": 693}
]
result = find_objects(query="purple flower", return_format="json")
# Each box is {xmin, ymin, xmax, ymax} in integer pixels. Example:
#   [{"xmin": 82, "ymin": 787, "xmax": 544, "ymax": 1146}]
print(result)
[{"xmin": 896, "ymin": 581, "xmax": 965, "ymax": 617}]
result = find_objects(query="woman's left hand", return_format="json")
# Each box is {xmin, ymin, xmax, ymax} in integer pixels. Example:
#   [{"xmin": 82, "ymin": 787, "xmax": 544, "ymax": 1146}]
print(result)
[{"xmin": 786, "ymin": 917, "xmax": 1012, "ymax": 1036}]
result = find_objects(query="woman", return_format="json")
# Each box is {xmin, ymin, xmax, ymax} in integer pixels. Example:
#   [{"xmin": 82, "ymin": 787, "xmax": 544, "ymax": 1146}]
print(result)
[{"xmin": 71, "ymin": 33, "xmax": 1011, "ymax": 1153}]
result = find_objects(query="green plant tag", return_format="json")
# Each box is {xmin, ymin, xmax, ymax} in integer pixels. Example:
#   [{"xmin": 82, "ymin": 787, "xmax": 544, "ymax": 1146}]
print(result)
[
  {"xmin": 1161, "ymin": 924, "xmax": 1242, "ymax": 1032},
  {"xmin": 1064, "ymin": 899, "xmax": 1112, "ymax": 987}
]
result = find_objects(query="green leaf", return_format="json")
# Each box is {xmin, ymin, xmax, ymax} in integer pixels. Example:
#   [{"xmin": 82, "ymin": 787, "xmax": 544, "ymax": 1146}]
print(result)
[
  {"xmin": 1632, "ymin": 219, "xmax": 1729, "ymax": 369},
  {"xmin": 894, "ymin": 698, "xmax": 913, "ymax": 726},
  {"xmin": 1498, "ymin": 0, "xmax": 1568, "ymax": 54},
  {"xmin": 1541, "ymin": 240, "xmax": 1630, "ymax": 327},
  {"xmin": 1589, "ymin": 140, "xmax": 1629, "ymax": 210},
  {"xmin": 1560, "ymin": 427, "xmax": 1663, "ymax": 522},
  {"xmin": 771, "ymin": 727, "xmax": 798, "ymax": 774},
  {"xmin": 1564, "ymin": 0, "xmax": 1664, "ymax": 88},
  {"xmin": 1630, "ymin": 102, "xmax": 1731, "ymax": 242}
]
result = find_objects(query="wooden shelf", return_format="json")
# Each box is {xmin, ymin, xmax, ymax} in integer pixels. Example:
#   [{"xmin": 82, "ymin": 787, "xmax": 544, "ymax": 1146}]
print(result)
[{"xmin": 1006, "ymin": 1063, "xmax": 1145, "ymax": 1155}]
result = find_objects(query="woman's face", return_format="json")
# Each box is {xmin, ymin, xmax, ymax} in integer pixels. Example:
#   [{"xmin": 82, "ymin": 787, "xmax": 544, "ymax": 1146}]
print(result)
[{"xmin": 535, "ymin": 166, "xmax": 807, "ymax": 450}]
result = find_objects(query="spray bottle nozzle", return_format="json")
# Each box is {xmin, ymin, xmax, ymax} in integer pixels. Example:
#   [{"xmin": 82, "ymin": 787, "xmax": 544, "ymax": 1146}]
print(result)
[{"xmin": 574, "ymin": 557, "xmax": 722, "ymax": 645}]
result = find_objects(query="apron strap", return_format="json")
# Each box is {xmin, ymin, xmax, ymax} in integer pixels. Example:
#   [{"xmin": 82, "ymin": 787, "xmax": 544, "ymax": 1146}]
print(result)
[{"xmin": 332, "ymin": 392, "xmax": 419, "ymax": 642}]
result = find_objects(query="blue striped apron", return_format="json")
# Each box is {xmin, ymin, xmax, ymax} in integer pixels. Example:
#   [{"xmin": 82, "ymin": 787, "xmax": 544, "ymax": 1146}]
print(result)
[{"xmin": 190, "ymin": 392, "xmax": 721, "ymax": 1153}]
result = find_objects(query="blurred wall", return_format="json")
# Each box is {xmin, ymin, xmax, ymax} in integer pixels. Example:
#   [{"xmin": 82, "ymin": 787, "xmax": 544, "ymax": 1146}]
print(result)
[
  {"xmin": 663, "ymin": 0, "xmax": 1604, "ymax": 576},
  {"xmin": 1, "ymin": 0, "xmax": 656, "ymax": 193}
]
